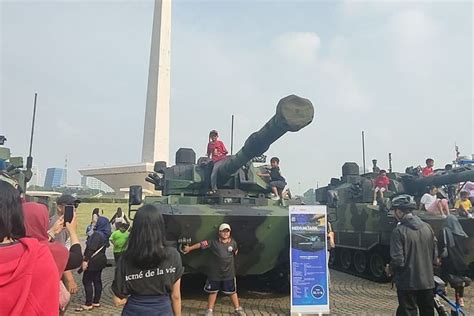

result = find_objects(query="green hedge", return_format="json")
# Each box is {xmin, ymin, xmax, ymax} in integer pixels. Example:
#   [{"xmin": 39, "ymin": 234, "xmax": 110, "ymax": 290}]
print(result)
[{"xmin": 79, "ymin": 197, "xmax": 128, "ymax": 203}]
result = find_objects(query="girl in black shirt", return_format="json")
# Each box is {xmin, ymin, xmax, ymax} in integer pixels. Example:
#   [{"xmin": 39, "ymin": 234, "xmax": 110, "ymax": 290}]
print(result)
[{"xmin": 112, "ymin": 205, "xmax": 183, "ymax": 316}]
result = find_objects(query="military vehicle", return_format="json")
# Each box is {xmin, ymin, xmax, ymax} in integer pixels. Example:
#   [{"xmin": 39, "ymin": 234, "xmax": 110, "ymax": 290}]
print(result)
[
  {"xmin": 129, "ymin": 95, "xmax": 314, "ymax": 288},
  {"xmin": 0, "ymin": 135, "xmax": 31, "ymax": 191},
  {"xmin": 315, "ymin": 162, "xmax": 474, "ymax": 281}
]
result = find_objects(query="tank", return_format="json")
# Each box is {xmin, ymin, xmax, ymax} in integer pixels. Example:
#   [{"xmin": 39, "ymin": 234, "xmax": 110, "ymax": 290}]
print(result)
[
  {"xmin": 0, "ymin": 135, "xmax": 30, "ymax": 191},
  {"xmin": 134, "ymin": 95, "xmax": 314, "ymax": 289},
  {"xmin": 315, "ymin": 162, "xmax": 474, "ymax": 281}
]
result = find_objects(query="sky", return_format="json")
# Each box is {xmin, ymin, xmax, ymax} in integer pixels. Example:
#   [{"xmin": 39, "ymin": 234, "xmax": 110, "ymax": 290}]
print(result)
[{"xmin": 1, "ymin": 0, "xmax": 473, "ymax": 194}]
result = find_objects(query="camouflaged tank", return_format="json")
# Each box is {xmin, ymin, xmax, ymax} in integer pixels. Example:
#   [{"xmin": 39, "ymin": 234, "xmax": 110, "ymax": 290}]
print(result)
[
  {"xmin": 316, "ymin": 162, "xmax": 474, "ymax": 281},
  {"xmin": 132, "ymin": 95, "xmax": 314, "ymax": 287},
  {"xmin": 0, "ymin": 135, "xmax": 31, "ymax": 191}
]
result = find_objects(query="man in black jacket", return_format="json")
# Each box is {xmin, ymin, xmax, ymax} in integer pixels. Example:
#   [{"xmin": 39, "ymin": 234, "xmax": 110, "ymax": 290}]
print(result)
[{"xmin": 385, "ymin": 194, "xmax": 437, "ymax": 316}]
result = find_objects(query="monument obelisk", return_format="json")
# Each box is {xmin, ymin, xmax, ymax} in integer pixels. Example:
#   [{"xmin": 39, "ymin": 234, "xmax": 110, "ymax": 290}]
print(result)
[
  {"xmin": 142, "ymin": 0, "xmax": 171, "ymax": 164},
  {"xmin": 79, "ymin": 0, "xmax": 172, "ymax": 194}
]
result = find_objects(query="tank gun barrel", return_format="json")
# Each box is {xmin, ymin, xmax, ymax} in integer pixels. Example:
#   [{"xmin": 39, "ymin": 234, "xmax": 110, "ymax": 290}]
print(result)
[
  {"xmin": 218, "ymin": 95, "xmax": 314, "ymax": 178},
  {"xmin": 405, "ymin": 165, "xmax": 474, "ymax": 193}
]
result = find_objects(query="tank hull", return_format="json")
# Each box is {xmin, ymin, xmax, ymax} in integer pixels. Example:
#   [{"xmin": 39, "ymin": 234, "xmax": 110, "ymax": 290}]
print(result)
[
  {"xmin": 329, "ymin": 203, "xmax": 474, "ymax": 281},
  {"xmin": 147, "ymin": 198, "xmax": 290, "ymax": 276}
]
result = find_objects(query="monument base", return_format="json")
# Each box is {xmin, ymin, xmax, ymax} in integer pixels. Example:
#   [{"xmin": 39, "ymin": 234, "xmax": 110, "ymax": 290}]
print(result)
[{"xmin": 79, "ymin": 163, "xmax": 156, "ymax": 196}]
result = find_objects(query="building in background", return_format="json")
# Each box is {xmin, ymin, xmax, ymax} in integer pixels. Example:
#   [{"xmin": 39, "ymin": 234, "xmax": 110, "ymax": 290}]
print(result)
[
  {"xmin": 81, "ymin": 176, "xmax": 114, "ymax": 193},
  {"xmin": 44, "ymin": 168, "xmax": 66, "ymax": 188}
]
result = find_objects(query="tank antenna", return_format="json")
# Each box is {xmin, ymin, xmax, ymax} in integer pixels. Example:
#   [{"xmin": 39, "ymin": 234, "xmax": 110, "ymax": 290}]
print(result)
[
  {"xmin": 361, "ymin": 131, "xmax": 366, "ymax": 173},
  {"xmin": 388, "ymin": 153, "xmax": 392, "ymax": 173},
  {"xmin": 230, "ymin": 114, "xmax": 234, "ymax": 155},
  {"xmin": 25, "ymin": 92, "xmax": 38, "ymax": 185}
]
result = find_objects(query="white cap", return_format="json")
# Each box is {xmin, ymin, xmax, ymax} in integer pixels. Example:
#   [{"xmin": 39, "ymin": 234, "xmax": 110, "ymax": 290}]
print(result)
[{"xmin": 219, "ymin": 223, "xmax": 231, "ymax": 231}]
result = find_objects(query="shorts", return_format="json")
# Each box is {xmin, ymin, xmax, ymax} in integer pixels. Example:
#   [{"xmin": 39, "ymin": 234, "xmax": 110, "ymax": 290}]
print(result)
[
  {"xmin": 203, "ymin": 278, "xmax": 236, "ymax": 294},
  {"xmin": 270, "ymin": 181, "xmax": 287, "ymax": 190},
  {"xmin": 374, "ymin": 187, "xmax": 386, "ymax": 193}
]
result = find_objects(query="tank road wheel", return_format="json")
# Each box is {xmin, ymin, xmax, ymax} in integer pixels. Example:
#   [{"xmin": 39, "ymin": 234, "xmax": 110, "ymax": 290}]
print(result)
[
  {"xmin": 369, "ymin": 253, "xmax": 385, "ymax": 280},
  {"xmin": 340, "ymin": 249, "xmax": 352, "ymax": 270},
  {"xmin": 353, "ymin": 251, "xmax": 367, "ymax": 274}
]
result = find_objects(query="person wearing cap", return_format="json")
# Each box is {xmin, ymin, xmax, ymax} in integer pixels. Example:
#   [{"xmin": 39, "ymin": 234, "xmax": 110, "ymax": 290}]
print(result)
[
  {"xmin": 385, "ymin": 194, "xmax": 437, "ymax": 316},
  {"xmin": 49, "ymin": 194, "xmax": 81, "ymax": 295},
  {"xmin": 182, "ymin": 223, "xmax": 246, "ymax": 316}
]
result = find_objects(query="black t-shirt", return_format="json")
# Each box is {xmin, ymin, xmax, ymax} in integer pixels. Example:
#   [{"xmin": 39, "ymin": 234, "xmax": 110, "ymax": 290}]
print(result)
[
  {"xmin": 270, "ymin": 166, "xmax": 285, "ymax": 182},
  {"xmin": 112, "ymin": 247, "xmax": 183, "ymax": 299},
  {"xmin": 201, "ymin": 239, "xmax": 238, "ymax": 281}
]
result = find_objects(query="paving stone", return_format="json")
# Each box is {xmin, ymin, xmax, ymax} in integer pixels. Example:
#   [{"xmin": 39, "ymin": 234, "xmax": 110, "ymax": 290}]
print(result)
[{"xmin": 65, "ymin": 268, "xmax": 474, "ymax": 315}]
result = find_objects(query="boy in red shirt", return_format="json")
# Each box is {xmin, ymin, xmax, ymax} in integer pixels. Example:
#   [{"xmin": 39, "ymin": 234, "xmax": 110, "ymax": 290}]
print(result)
[
  {"xmin": 373, "ymin": 170, "xmax": 390, "ymax": 206},
  {"xmin": 422, "ymin": 158, "xmax": 434, "ymax": 176},
  {"xmin": 207, "ymin": 130, "xmax": 228, "ymax": 193}
]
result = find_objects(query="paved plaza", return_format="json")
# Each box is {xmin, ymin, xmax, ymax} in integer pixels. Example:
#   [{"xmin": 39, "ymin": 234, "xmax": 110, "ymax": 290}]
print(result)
[{"xmin": 66, "ymin": 268, "xmax": 473, "ymax": 315}]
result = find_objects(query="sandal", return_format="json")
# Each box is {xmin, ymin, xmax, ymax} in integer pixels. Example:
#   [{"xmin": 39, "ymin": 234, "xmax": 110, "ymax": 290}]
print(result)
[{"xmin": 75, "ymin": 305, "xmax": 93, "ymax": 312}]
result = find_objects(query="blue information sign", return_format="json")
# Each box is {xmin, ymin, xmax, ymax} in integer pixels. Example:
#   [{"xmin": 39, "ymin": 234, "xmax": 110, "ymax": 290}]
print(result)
[{"xmin": 289, "ymin": 205, "xmax": 330, "ymax": 314}]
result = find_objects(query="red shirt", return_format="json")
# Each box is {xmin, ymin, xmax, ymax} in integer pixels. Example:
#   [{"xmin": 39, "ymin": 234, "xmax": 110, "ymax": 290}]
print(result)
[
  {"xmin": 374, "ymin": 175, "xmax": 390, "ymax": 189},
  {"xmin": 422, "ymin": 167, "xmax": 433, "ymax": 176},
  {"xmin": 207, "ymin": 140, "xmax": 228, "ymax": 162},
  {"xmin": 0, "ymin": 238, "xmax": 59, "ymax": 316}
]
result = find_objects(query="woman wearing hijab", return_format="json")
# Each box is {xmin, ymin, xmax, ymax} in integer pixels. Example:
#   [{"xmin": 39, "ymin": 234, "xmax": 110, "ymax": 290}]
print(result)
[
  {"xmin": 438, "ymin": 215, "xmax": 470, "ymax": 307},
  {"xmin": 0, "ymin": 180, "xmax": 59, "ymax": 315},
  {"xmin": 23, "ymin": 202, "xmax": 83, "ymax": 273},
  {"xmin": 76, "ymin": 216, "xmax": 111, "ymax": 312}
]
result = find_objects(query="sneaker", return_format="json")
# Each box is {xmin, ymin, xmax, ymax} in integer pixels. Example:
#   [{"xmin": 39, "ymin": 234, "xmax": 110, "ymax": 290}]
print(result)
[
  {"xmin": 271, "ymin": 196, "xmax": 280, "ymax": 201},
  {"xmin": 468, "ymin": 213, "xmax": 473, "ymax": 218},
  {"xmin": 372, "ymin": 201, "xmax": 377, "ymax": 206},
  {"xmin": 441, "ymin": 214, "xmax": 447, "ymax": 218},
  {"xmin": 235, "ymin": 307, "xmax": 246, "ymax": 316},
  {"xmin": 204, "ymin": 309, "xmax": 213, "ymax": 316}
]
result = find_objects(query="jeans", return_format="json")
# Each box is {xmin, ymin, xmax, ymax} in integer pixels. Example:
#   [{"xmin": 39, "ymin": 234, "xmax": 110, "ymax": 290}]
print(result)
[
  {"xmin": 396, "ymin": 289, "xmax": 434, "ymax": 316},
  {"xmin": 82, "ymin": 269, "xmax": 103, "ymax": 306},
  {"xmin": 210, "ymin": 158, "xmax": 228, "ymax": 191}
]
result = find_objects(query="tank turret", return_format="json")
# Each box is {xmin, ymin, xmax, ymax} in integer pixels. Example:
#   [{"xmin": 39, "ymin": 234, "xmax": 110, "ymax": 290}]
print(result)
[
  {"xmin": 147, "ymin": 95, "xmax": 314, "ymax": 197},
  {"xmin": 0, "ymin": 135, "xmax": 30, "ymax": 191}
]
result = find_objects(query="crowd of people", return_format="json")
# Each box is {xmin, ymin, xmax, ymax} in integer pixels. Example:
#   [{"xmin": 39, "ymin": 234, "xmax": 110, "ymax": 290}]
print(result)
[
  {"xmin": 0, "ymin": 171, "xmax": 247, "ymax": 316},
  {"xmin": 386, "ymin": 194, "xmax": 471, "ymax": 315},
  {"xmin": 371, "ymin": 157, "xmax": 474, "ymax": 218}
]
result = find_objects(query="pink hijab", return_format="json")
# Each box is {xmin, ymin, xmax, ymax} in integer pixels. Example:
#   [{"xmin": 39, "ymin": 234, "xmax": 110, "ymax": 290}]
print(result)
[{"xmin": 22, "ymin": 202, "xmax": 69, "ymax": 276}]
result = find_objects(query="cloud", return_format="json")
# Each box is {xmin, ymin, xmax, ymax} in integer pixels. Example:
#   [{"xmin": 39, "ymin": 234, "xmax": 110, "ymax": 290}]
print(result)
[
  {"xmin": 387, "ymin": 9, "xmax": 440, "ymax": 71},
  {"xmin": 273, "ymin": 32, "xmax": 321, "ymax": 64}
]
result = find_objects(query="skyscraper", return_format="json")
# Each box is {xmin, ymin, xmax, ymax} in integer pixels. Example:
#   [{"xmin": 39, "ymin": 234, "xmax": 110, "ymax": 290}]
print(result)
[{"xmin": 44, "ymin": 168, "xmax": 66, "ymax": 188}]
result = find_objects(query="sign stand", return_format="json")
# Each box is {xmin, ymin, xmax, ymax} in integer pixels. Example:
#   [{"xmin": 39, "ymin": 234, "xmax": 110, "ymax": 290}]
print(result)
[{"xmin": 289, "ymin": 205, "xmax": 330, "ymax": 315}]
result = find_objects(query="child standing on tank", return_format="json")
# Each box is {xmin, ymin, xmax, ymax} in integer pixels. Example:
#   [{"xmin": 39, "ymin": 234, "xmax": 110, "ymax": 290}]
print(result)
[
  {"xmin": 182, "ymin": 223, "xmax": 245, "ymax": 316},
  {"xmin": 206, "ymin": 130, "xmax": 229, "ymax": 194},
  {"xmin": 257, "ymin": 157, "xmax": 287, "ymax": 201}
]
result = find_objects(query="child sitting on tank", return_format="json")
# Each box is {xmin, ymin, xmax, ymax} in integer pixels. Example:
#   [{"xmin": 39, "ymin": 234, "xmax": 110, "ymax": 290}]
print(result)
[
  {"xmin": 455, "ymin": 191, "xmax": 473, "ymax": 218},
  {"xmin": 257, "ymin": 157, "xmax": 287, "ymax": 201},
  {"xmin": 420, "ymin": 186, "xmax": 450, "ymax": 217},
  {"xmin": 206, "ymin": 130, "xmax": 229, "ymax": 194},
  {"xmin": 182, "ymin": 223, "xmax": 246, "ymax": 316},
  {"xmin": 372, "ymin": 169, "xmax": 390, "ymax": 206}
]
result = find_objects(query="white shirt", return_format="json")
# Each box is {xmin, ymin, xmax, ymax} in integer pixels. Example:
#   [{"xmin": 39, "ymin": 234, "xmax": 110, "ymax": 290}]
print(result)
[{"xmin": 420, "ymin": 193, "xmax": 437, "ymax": 208}]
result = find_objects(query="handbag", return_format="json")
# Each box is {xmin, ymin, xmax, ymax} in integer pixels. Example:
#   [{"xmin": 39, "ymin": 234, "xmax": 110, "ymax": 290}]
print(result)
[{"xmin": 59, "ymin": 280, "xmax": 71, "ymax": 311}]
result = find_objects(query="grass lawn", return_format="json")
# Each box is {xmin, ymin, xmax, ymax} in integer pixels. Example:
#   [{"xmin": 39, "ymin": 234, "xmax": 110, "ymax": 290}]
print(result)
[{"xmin": 76, "ymin": 203, "xmax": 129, "ymax": 239}]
